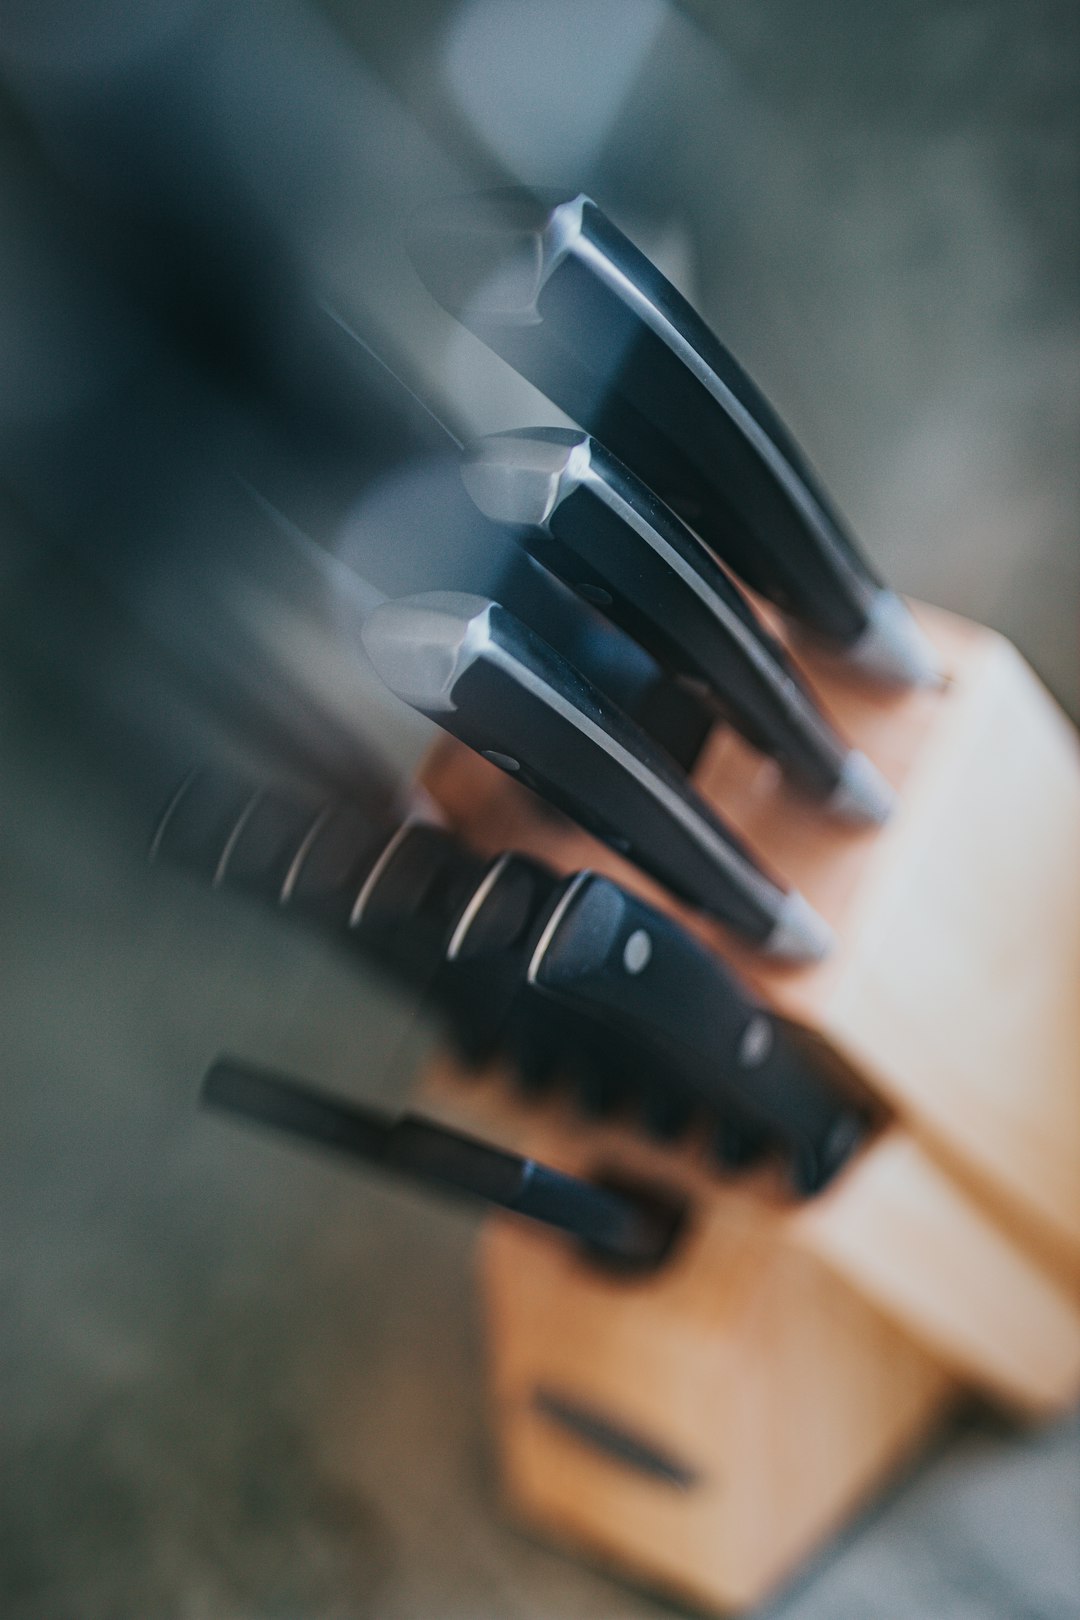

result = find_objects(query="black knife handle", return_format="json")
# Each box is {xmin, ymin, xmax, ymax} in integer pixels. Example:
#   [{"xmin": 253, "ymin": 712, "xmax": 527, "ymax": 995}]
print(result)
[
  {"xmin": 462, "ymin": 427, "xmax": 894, "ymax": 823},
  {"xmin": 362, "ymin": 592, "xmax": 831, "ymax": 962},
  {"xmin": 156, "ymin": 770, "xmax": 851, "ymax": 1184},
  {"xmin": 151, "ymin": 766, "xmax": 480, "ymax": 980},
  {"xmin": 204, "ymin": 1058, "xmax": 675, "ymax": 1266},
  {"xmin": 528, "ymin": 871, "xmax": 865, "ymax": 1192},
  {"xmin": 151, "ymin": 766, "xmax": 562, "ymax": 1064},
  {"xmin": 154, "ymin": 768, "xmax": 647, "ymax": 1113},
  {"xmin": 152, "ymin": 766, "xmax": 400, "ymax": 924},
  {"xmin": 410, "ymin": 191, "xmax": 940, "ymax": 686},
  {"xmin": 498, "ymin": 549, "xmax": 714, "ymax": 775}
]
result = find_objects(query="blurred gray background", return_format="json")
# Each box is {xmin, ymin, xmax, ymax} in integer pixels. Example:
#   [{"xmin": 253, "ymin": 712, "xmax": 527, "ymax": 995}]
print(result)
[{"xmin": 1, "ymin": 2, "xmax": 1078, "ymax": 1616}]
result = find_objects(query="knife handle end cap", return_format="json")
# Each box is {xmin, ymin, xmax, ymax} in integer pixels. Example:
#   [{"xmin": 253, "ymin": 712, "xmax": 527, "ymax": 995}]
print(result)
[
  {"xmin": 762, "ymin": 890, "xmax": 835, "ymax": 964},
  {"xmin": 846, "ymin": 589, "xmax": 944, "ymax": 689},
  {"xmin": 827, "ymin": 749, "xmax": 897, "ymax": 827}
]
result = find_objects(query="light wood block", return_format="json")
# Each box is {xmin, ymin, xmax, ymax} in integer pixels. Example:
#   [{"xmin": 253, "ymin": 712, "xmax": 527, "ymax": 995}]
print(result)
[
  {"xmin": 421, "ymin": 1064, "xmax": 955, "ymax": 1612},
  {"xmin": 484, "ymin": 1202, "xmax": 950, "ymax": 1615},
  {"xmin": 790, "ymin": 1127, "xmax": 1080, "ymax": 1414},
  {"xmin": 412, "ymin": 603, "xmax": 1080, "ymax": 1611}
]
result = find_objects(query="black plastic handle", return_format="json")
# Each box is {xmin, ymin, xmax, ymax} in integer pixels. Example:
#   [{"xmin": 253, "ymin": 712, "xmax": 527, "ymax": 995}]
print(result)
[
  {"xmin": 204, "ymin": 1057, "xmax": 676, "ymax": 1265},
  {"xmin": 462, "ymin": 427, "xmax": 894, "ymax": 824},
  {"xmin": 410, "ymin": 191, "xmax": 940, "ymax": 687},
  {"xmin": 529, "ymin": 871, "xmax": 865, "ymax": 1192},
  {"xmin": 362, "ymin": 591, "xmax": 831, "ymax": 962}
]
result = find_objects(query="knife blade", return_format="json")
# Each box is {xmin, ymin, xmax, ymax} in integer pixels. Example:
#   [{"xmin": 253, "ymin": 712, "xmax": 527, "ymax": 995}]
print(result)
[
  {"xmin": 203, "ymin": 1057, "xmax": 677, "ymax": 1268},
  {"xmin": 526, "ymin": 871, "xmax": 866, "ymax": 1194},
  {"xmin": 361, "ymin": 591, "xmax": 833, "ymax": 962},
  {"xmin": 409, "ymin": 190, "xmax": 941, "ymax": 687},
  {"xmin": 462, "ymin": 426, "xmax": 895, "ymax": 824}
]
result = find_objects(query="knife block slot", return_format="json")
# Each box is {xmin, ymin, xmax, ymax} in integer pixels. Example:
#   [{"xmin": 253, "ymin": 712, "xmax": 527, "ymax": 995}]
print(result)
[
  {"xmin": 410, "ymin": 601, "xmax": 1080, "ymax": 1613},
  {"xmin": 582, "ymin": 1169, "xmax": 694, "ymax": 1278}
]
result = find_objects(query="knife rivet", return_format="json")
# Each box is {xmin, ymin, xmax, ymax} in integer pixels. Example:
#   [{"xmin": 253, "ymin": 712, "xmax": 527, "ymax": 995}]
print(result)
[
  {"xmin": 739, "ymin": 1015, "xmax": 773, "ymax": 1067},
  {"xmin": 482, "ymin": 750, "xmax": 520, "ymax": 773},
  {"xmin": 577, "ymin": 583, "xmax": 613, "ymax": 609},
  {"xmin": 622, "ymin": 929, "xmax": 652, "ymax": 974}
]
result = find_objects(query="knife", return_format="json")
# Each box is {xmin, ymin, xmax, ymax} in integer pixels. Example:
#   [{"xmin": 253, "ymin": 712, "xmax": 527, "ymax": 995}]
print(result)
[
  {"xmin": 361, "ymin": 591, "xmax": 833, "ymax": 962},
  {"xmin": 462, "ymin": 426, "xmax": 895, "ymax": 824},
  {"xmin": 409, "ymin": 191, "xmax": 941, "ymax": 687},
  {"xmin": 152, "ymin": 764, "xmax": 560, "ymax": 1068},
  {"xmin": 526, "ymin": 871, "xmax": 866, "ymax": 1194},
  {"xmin": 378, "ymin": 830, "xmax": 863, "ymax": 1189},
  {"xmin": 154, "ymin": 766, "xmax": 632, "ymax": 1098},
  {"xmin": 153, "ymin": 765, "xmax": 486, "ymax": 998},
  {"xmin": 287, "ymin": 309, "xmax": 716, "ymax": 774},
  {"xmin": 203, "ymin": 1057, "xmax": 677, "ymax": 1268},
  {"xmin": 156, "ymin": 768, "xmax": 858, "ymax": 1186}
]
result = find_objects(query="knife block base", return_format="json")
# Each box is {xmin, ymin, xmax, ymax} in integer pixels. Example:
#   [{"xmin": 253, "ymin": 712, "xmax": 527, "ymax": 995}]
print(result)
[
  {"xmin": 421, "ymin": 1062, "xmax": 958, "ymax": 1613},
  {"xmin": 412, "ymin": 602, "xmax": 1080, "ymax": 1612},
  {"xmin": 481, "ymin": 1202, "xmax": 948, "ymax": 1618}
]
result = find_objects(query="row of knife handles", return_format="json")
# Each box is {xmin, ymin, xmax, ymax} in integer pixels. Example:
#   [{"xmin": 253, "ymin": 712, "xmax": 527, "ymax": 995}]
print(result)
[
  {"xmin": 154, "ymin": 760, "xmax": 873, "ymax": 1239},
  {"xmin": 153, "ymin": 608, "xmax": 1080, "ymax": 1335},
  {"xmin": 157, "ymin": 616, "xmax": 1080, "ymax": 1611}
]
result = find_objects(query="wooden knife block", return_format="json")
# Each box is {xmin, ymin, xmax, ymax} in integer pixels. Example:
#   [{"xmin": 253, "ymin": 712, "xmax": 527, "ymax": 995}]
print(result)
[{"xmin": 411, "ymin": 602, "xmax": 1080, "ymax": 1613}]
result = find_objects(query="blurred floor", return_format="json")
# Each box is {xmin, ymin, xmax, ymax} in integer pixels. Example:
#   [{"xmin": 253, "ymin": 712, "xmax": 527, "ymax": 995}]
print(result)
[{"xmin": 1, "ymin": 3, "xmax": 1078, "ymax": 1617}]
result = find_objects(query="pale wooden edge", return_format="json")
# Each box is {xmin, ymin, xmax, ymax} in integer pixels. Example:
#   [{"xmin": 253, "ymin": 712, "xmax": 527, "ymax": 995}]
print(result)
[
  {"xmin": 814, "ymin": 632, "xmax": 1080, "ymax": 1271},
  {"xmin": 791, "ymin": 1125, "xmax": 1080, "ymax": 1414},
  {"xmin": 476, "ymin": 1181, "xmax": 955, "ymax": 1611}
]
